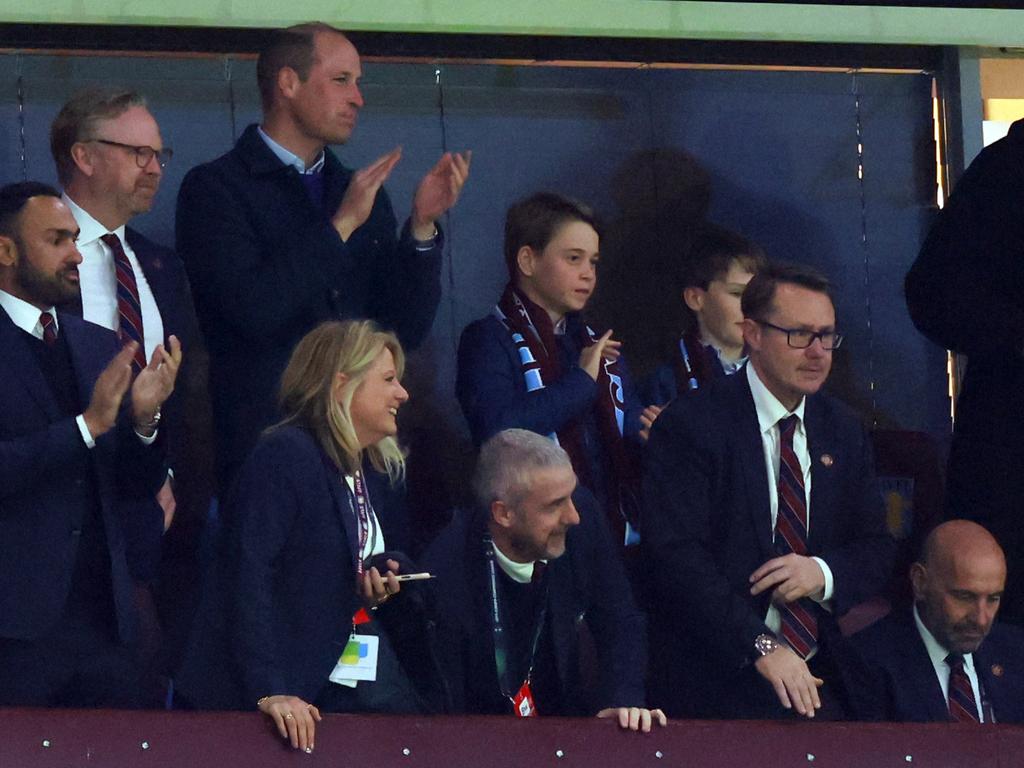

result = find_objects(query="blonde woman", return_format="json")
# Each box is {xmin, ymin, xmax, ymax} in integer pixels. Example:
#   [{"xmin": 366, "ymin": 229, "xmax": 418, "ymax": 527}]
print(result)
[{"xmin": 177, "ymin": 320, "xmax": 444, "ymax": 749}]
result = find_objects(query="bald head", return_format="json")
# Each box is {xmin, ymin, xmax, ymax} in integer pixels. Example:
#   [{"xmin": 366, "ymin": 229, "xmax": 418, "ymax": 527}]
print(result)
[{"xmin": 911, "ymin": 520, "xmax": 1006, "ymax": 654}]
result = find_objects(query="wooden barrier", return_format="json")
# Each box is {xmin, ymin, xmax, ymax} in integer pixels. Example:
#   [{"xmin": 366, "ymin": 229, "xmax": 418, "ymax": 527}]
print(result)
[{"xmin": 2, "ymin": 708, "xmax": 1022, "ymax": 768}]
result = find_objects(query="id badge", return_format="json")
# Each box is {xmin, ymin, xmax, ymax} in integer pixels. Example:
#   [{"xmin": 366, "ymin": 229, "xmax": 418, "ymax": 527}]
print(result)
[
  {"xmin": 511, "ymin": 681, "xmax": 538, "ymax": 717},
  {"xmin": 329, "ymin": 633, "xmax": 379, "ymax": 687}
]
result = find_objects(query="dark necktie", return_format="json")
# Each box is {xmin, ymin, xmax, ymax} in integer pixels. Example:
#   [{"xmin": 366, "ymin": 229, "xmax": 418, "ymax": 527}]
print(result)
[
  {"xmin": 39, "ymin": 311, "xmax": 57, "ymax": 346},
  {"xmin": 774, "ymin": 415, "xmax": 819, "ymax": 659},
  {"xmin": 947, "ymin": 653, "xmax": 981, "ymax": 722},
  {"xmin": 100, "ymin": 233, "xmax": 146, "ymax": 372},
  {"xmin": 531, "ymin": 560, "xmax": 547, "ymax": 586}
]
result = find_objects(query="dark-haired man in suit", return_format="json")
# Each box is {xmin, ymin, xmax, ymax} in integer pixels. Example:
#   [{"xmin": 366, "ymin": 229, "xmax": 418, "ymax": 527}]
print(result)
[
  {"xmin": 643, "ymin": 262, "xmax": 894, "ymax": 720},
  {"xmin": 177, "ymin": 21, "xmax": 470, "ymax": 492},
  {"xmin": 0, "ymin": 181, "xmax": 180, "ymax": 706},
  {"xmin": 846, "ymin": 520, "xmax": 1024, "ymax": 723}
]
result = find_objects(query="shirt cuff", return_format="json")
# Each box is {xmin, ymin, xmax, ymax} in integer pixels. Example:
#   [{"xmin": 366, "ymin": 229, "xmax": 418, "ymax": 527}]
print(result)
[
  {"xmin": 810, "ymin": 556, "xmax": 834, "ymax": 603},
  {"xmin": 135, "ymin": 428, "xmax": 159, "ymax": 445},
  {"xmin": 76, "ymin": 414, "xmax": 96, "ymax": 449}
]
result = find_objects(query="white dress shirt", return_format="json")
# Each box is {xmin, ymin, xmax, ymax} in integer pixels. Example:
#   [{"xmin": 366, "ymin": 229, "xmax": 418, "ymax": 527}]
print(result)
[
  {"xmin": 913, "ymin": 605, "xmax": 985, "ymax": 721},
  {"xmin": 746, "ymin": 364, "xmax": 834, "ymax": 644},
  {"xmin": 0, "ymin": 289, "xmax": 96, "ymax": 447},
  {"xmin": 63, "ymin": 194, "xmax": 164, "ymax": 364}
]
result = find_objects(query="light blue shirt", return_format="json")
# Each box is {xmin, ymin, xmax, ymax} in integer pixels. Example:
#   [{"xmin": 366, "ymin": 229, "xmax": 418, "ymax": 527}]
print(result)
[{"xmin": 257, "ymin": 126, "xmax": 325, "ymax": 174}]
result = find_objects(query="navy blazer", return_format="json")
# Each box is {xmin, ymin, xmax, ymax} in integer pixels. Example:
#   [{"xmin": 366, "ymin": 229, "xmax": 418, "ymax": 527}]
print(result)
[
  {"xmin": 846, "ymin": 609, "xmax": 1024, "ymax": 724},
  {"xmin": 0, "ymin": 309, "xmax": 165, "ymax": 642},
  {"xmin": 421, "ymin": 488, "xmax": 647, "ymax": 716},
  {"xmin": 176, "ymin": 125, "xmax": 442, "ymax": 481},
  {"xmin": 175, "ymin": 426, "xmax": 437, "ymax": 709},
  {"xmin": 456, "ymin": 314, "xmax": 643, "ymax": 448},
  {"xmin": 642, "ymin": 367, "xmax": 894, "ymax": 716}
]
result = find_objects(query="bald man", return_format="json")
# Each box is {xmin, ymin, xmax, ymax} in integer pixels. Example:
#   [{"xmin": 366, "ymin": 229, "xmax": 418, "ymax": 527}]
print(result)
[{"xmin": 846, "ymin": 521, "xmax": 1024, "ymax": 723}]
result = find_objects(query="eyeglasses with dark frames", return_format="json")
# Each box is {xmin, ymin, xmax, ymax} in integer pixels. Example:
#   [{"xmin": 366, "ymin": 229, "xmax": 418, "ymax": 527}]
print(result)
[
  {"xmin": 756, "ymin": 319, "xmax": 843, "ymax": 351},
  {"xmin": 90, "ymin": 139, "xmax": 173, "ymax": 169}
]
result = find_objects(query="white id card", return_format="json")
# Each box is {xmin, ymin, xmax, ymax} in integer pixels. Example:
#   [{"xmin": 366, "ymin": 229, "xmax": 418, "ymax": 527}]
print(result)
[{"xmin": 329, "ymin": 633, "xmax": 379, "ymax": 687}]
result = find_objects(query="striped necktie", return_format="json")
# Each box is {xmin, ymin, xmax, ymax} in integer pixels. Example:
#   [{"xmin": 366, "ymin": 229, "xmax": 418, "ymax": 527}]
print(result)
[
  {"xmin": 774, "ymin": 415, "xmax": 819, "ymax": 659},
  {"xmin": 947, "ymin": 653, "xmax": 981, "ymax": 722},
  {"xmin": 39, "ymin": 311, "xmax": 57, "ymax": 345},
  {"xmin": 101, "ymin": 233, "xmax": 146, "ymax": 372}
]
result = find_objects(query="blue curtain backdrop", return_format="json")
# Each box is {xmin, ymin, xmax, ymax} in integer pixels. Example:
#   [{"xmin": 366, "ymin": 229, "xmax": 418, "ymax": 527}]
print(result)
[{"xmin": 0, "ymin": 53, "xmax": 946, "ymax": 469}]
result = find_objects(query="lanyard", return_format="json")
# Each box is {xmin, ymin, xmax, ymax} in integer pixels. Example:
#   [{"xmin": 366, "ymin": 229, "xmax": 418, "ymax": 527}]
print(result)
[
  {"xmin": 350, "ymin": 469, "xmax": 378, "ymax": 579},
  {"xmin": 483, "ymin": 535, "xmax": 548, "ymax": 703}
]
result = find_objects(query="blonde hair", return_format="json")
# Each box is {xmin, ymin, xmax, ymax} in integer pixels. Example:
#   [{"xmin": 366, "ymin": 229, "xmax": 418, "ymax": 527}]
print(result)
[{"xmin": 276, "ymin": 320, "xmax": 406, "ymax": 482}]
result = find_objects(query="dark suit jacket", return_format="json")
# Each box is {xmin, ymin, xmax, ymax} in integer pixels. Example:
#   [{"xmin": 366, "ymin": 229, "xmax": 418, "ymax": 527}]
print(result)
[
  {"xmin": 175, "ymin": 425, "xmax": 441, "ymax": 710},
  {"xmin": 64, "ymin": 226, "xmax": 205, "ymax": 582},
  {"xmin": 421, "ymin": 488, "xmax": 647, "ymax": 716},
  {"xmin": 0, "ymin": 308, "xmax": 165, "ymax": 643},
  {"xmin": 642, "ymin": 367, "xmax": 894, "ymax": 718},
  {"xmin": 176, "ymin": 125, "xmax": 442, "ymax": 483},
  {"xmin": 846, "ymin": 608, "xmax": 1024, "ymax": 724},
  {"xmin": 905, "ymin": 118, "xmax": 1024, "ymax": 622}
]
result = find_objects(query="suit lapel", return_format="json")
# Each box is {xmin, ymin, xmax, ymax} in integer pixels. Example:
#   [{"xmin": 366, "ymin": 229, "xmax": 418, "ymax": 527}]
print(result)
[
  {"xmin": 126, "ymin": 229, "xmax": 171, "ymax": 343},
  {"xmin": 898, "ymin": 614, "xmax": 953, "ymax": 722},
  {"xmin": 61, "ymin": 315, "xmax": 109, "ymax": 411},
  {"xmin": 804, "ymin": 396, "xmax": 836, "ymax": 549},
  {"xmin": 0, "ymin": 308, "xmax": 61, "ymax": 420},
  {"xmin": 733, "ymin": 373, "xmax": 774, "ymax": 559}
]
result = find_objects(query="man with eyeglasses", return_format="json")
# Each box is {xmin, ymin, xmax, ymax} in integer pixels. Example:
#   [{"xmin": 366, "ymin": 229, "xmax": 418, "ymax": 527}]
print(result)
[
  {"xmin": 642, "ymin": 262, "xmax": 894, "ymax": 721},
  {"xmin": 50, "ymin": 88, "xmax": 203, "ymax": 698}
]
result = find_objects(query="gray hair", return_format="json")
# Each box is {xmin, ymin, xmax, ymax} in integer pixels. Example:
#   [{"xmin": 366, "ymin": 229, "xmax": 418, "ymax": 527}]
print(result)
[
  {"xmin": 51, "ymin": 88, "xmax": 148, "ymax": 186},
  {"xmin": 473, "ymin": 429, "xmax": 573, "ymax": 509}
]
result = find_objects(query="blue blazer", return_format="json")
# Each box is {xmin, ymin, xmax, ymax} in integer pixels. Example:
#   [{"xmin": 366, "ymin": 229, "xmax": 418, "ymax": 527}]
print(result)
[
  {"xmin": 642, "ymin": 367, "xmax": 894, "ymax": 717},
  {"xmin": 421, "ymin": 488, "xmax": 647, "ymax": 716},
  {"xmin": 846, "ymin": 608, "xmax": 1024, "ymax": 724},
  {"xmin": 176, "ymin": 125, "xmax": 442, "ymax": 481},
  {"xmin": 0, "ymin": 309, "xmax": 165, "ymax": 643},
  {"xmin": 175, "ymin": 426, "xmax": 441, "ymax": 710}
]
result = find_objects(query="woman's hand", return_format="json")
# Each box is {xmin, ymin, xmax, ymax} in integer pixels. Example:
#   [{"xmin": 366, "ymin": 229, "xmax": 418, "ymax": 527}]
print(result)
[
  {"xmin": 258, "ymin": 694, "xmax": 322, "ymax": 752},
  {"xmin": 361, "ymin": 557, "xmax": 401, "ymax": 609}
]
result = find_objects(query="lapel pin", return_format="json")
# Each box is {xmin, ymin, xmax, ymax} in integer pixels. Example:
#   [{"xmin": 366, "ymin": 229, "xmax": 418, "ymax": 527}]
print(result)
[
  {"xmin": 820, "ymin": 454, "xmax": 834, "ymax": 467},
  {"xmin": 992, "ymin": 664, "xmax": 1004, "ymax": 678}
]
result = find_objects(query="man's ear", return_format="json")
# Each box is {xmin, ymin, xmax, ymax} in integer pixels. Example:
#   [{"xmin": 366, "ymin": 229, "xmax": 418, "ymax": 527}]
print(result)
[
  {"xmin": 0, "ymin": 235, "xmax": 17, "ymax": 268},
  {"xmin": 516, "ymin": 246, "xmax": 537, "ymax": 279},
  {"xmin": 491, "ymin": 499, "xmax": 515, "ymax": 530},
  {"xmin": 909, "ymin": 562, "xmax": 927, "ymax": 602},
  {"xmin": 740, "ymin": 317, "xmax": 760, "ymax": 350},
  {"xmin": 277, "ymin": 66, "xmax": 301, "ymax": 99},
  {"xmin": 69, "ymin": 142, "xmax": 95, "ymax": 178},
  {"xmin": 683, "ymin": 286, "xmax": 704, "ymax": 314}
]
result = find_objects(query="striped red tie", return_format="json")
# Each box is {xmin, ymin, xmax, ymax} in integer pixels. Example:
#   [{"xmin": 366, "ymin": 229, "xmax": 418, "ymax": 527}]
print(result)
[
  {"xmin": 947, "ymin": 654, "xmax": 981, "ymax": 722},
  {"xmin": 775, "ymin": 415, "xmax": 818, "ymax": 659},
  {"xmin": 39, "ymin": 311, "xmax": 57, "ymax": 346},
  {"xmin": 101, "ymin": 233, "xmax": 146, "ymax": 372}
]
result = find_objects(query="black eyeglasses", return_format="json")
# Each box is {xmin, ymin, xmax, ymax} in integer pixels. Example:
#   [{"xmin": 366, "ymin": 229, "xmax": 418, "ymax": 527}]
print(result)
[
  {"xmin": 756, "ymin": 320, "xmax": 843, "ymax": 351},
  {"xmin": 91, "ymin": 139, "xmax": 173, "ymax": 169}
]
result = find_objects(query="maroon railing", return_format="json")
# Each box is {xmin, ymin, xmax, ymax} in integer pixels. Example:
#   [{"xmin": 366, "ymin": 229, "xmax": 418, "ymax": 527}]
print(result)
[{"xmin": 2, "ymin": 708, "xmax": 1022, "ymax": 767}]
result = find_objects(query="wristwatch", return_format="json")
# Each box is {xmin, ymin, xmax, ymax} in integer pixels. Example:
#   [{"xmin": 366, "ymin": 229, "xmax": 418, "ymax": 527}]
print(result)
[{"xmin": 753, "ymin": 633, "xmax": 780, "ymax": 658}]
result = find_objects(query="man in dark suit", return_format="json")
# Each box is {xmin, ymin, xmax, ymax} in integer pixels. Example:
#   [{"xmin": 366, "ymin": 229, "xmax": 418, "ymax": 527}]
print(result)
[
  {"xmin": 847, "ymin": 520, "xmax": 1024, "ymax": 723},
  {"xmin": 176, "ymin": 22, "xmax": 470, "ymax": 491},
  {"xmin": 0, "ymin": 181, "xmax": 181, "ymax": 707},
  {"xmin": 643, "ymin": 262, "xmax": 894, "ymax": 720},
  {"xmin": 905, "ymin": 119, "xmax": 1024, "ymax": 626},
  {"xmin": 423, "ymin": 428, "xmax": 666, "ymax": 730},
  {"xmin": 51, "ymin": 87, "xmax": 201, "ymax": 542}
]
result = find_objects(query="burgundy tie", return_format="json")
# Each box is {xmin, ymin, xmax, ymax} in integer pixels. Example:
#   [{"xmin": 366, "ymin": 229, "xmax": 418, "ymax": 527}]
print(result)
[
  {"xmin": 774, "ymin": 415, "xmax": 819, "ymax": 659},
  {"xmin": 947, "ymin": 654, "xmax": 981, "ymax": 722},
  {"xmin": 39, "ymin": 311, "xmax": 57, "ymax": 346},
  {"xmin": 100, "ymin": 233, "xmax": 146, "ymax": 372},
  {"xmin": 531, "ymin": 560, "xmax": 547, "ymax": 586}
]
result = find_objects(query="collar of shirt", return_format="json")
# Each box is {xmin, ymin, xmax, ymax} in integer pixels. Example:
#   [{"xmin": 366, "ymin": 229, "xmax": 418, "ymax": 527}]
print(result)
[
  {"xmin": 61, "ymin": 193, "xmax": 126, "ymax": 249},
  {"xmin": 0, "ymin": 288, "xmax": 57, "ymax": 339},
  {"xmin": 257, "ymin": 125, "xmax": 325, "ymax": 175},
  {"xmin": 553, "ymin": 317, "xmax": 568, "ymax": 336},
  {"xmin": 701, "ymin": 337, "xmax": 747, "ymax": 375},
  {"xmin": 913, "ymin": 603, "xmax": 976, "ymax": 678},
  {"xmin": 746, "ymin": 362, "xmax": 806, "ymax": 435},
  {"xmin": 492, "ymin": 543, "xmax": 546, "ymax": 584}
]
